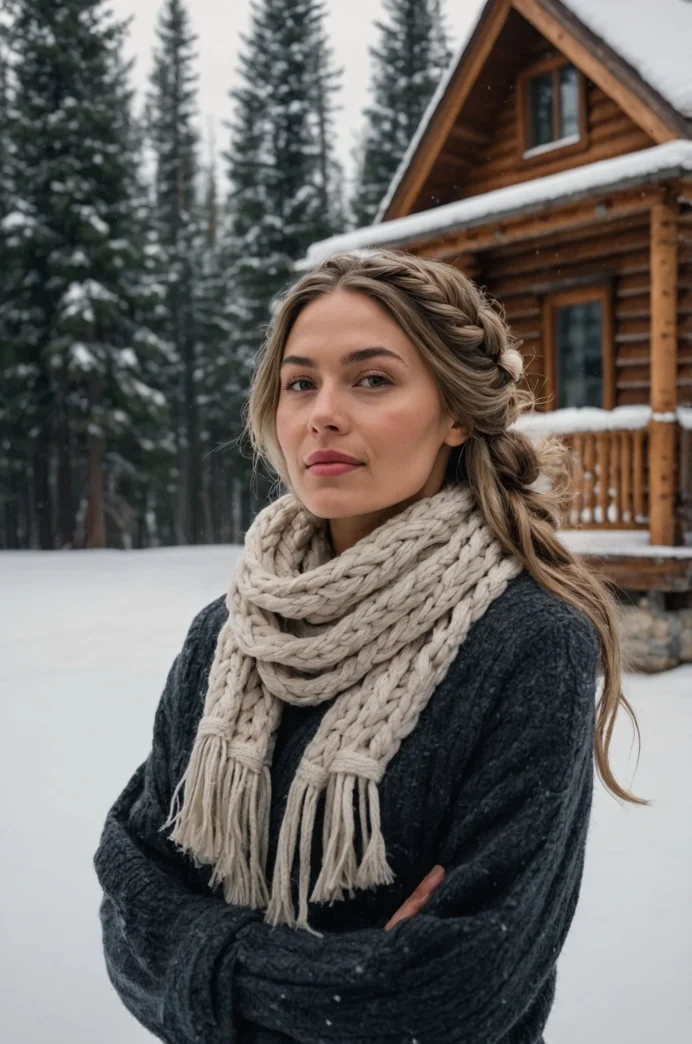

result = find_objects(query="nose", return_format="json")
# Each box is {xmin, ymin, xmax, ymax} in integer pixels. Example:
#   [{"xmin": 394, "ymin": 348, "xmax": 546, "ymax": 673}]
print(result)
[{"xmin": 307, "ymin": 383, "xmax": 347, "ymax": 432}]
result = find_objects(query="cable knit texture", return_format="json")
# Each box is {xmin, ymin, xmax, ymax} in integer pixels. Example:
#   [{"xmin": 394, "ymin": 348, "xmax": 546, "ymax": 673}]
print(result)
[
  {"xmin": 161, "ymin": 483, "xmax": 522, "ymax": 931},
  {"xmin": 94, "ymin": 562, "xmax": 599, "ymax": 1044}
]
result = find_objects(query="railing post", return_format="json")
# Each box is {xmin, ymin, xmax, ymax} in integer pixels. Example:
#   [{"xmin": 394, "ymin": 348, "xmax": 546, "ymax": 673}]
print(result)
[{"xmin": 649, "ymin": 197, "xmax": 678, "ymax": 546}]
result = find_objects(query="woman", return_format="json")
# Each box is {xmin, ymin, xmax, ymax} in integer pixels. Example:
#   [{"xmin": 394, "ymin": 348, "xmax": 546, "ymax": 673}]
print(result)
[{"xmin": 94, "ymin": 250, "xmax": 646, "ymax": 1044}]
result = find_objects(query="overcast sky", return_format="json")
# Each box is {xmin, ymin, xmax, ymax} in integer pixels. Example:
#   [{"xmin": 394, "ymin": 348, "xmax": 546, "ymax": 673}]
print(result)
[{"xmin": 112, "ymin": 0, "xmax": 485, "ymax": 180}]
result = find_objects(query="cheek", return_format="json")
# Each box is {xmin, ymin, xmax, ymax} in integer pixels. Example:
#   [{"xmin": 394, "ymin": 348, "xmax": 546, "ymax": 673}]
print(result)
[
  {"xmin": 275, "ymin": 404, "xmax": 295, "ymax": 448},
  {"xmin": 368, "ymin": 400, "xmax": 440, "ymax": 452}
]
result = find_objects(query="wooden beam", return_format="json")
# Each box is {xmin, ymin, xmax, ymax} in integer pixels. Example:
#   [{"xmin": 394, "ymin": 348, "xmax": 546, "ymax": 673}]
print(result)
[
  {"xmin": 386, "ymin": 0, "xmax": 512, "ymax": 219},
  {"xmin": 648, "ymin": 197, "xmax": 679, "ymax": 546},
  {"xmin": 579, "ymin": 554, "xmax": 692, "ymax": 593},
  {"xmin": 447, "ymin": 125, "xmax": 492, "ymax": 147},
  {"xmin": 512, "ymin": 0, "xmax": 681, "ymax": 145},
  {"xmin": 412, "ymin": 185, "xmax": 663, "ymax": 260}
]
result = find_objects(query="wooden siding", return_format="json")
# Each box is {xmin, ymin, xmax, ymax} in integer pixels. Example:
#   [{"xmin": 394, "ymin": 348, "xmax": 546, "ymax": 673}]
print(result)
[
  {"xmin": 478, "ymin": 213, "xmax": 654, "ymax": 408},
  {"xmin": 457, "ymin": 81, "xmax": 653, "ymax": 200}
]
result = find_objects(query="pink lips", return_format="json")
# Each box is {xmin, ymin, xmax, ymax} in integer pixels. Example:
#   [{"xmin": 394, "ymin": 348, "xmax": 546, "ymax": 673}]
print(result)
[{"xmin": 308, "ymin": 462, "xmax": 363, "ymax": 476}]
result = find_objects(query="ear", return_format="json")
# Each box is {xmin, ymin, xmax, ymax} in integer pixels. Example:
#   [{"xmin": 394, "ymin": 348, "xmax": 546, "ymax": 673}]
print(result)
[{"xmin": 446, "ymin": 420, "xmax": 468, "ymax": 447}]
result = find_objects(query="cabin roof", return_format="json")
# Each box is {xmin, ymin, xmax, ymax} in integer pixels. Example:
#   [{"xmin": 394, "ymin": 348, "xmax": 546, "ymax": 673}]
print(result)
[
  {"xmin": 374, "ymin": 0, "xmax": 692, "ymax": 224},
  {"xmin": 298, "ymin": 139, "xmax": 692, "ymax": 268},
  {"xmin": 563, "ymin": 0, "xmax": 692, "ymax": 120}
]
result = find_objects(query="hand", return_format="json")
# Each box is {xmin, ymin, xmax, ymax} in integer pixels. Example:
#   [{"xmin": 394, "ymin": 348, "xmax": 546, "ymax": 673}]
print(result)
[{"xmin": 384, "ymin": 865, "xmax": 445, "ymax": 931}]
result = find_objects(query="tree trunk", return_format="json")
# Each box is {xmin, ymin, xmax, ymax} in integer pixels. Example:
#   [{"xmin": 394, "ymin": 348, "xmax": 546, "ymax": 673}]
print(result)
[
  {"xmin": 184, "ymin": 345, "xmax": 202, "ymax": 543},
  {"xmin": 33, "ymin": 431, "xmax": 53, "ymax": 550},
  {"xmin": 86, "ymin": 377, "xmax": 105, "ymax": 548},
  {"xmin": 56, "ymin": 364, "xmax": 74, "ymax": 548}
]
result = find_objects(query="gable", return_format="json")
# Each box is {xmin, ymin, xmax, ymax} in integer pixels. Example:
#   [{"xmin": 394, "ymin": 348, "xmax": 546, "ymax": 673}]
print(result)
[
  {"xmin": 380, "ymin": 0, "xmax": 689, "ymax": 223},
  {"xmin": 407, "ymin": 8, "xmax": 654, "ymax": 214}
]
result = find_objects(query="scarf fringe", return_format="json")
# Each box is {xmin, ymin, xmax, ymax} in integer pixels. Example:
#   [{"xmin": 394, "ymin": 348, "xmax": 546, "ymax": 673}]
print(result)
[
  {"xmin": 163, "ymin": 733, "xmax": 271, "ymax": 910},
  {"xmin": 265, "ymin": 771, "xmax": 317, "ymax": 931},
  {"xmin": 264, "ymin": 769, "xmax": 395, "ymax": 934}
]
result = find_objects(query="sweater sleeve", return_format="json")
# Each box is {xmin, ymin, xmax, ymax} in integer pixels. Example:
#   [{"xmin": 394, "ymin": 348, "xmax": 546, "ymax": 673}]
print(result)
[
  {"xmin": 231, "ymin": 614, "xmax": 600, "ymax": 1044},
  {"xmin": 93, "ymin": 602, "xmax": 266, "ymax": 1044}
]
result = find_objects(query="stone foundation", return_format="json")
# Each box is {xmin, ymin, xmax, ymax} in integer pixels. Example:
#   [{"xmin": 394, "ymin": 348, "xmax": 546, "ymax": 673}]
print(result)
[{"xmin": 619, "ymin": 594, "xmax": 692, "ymax": 672}]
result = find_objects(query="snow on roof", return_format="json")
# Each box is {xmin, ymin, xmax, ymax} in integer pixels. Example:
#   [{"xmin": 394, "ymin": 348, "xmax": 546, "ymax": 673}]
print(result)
[
  {"xmin": 562, "ymin": 0, "xmax": 692, "ymax": 120},
  {"xmin": 300, "ymin": 140, "xmax": 692, "ymax": 268},
  {"xmin": 373, "ymin": 0, "xmax": 692, "ymax": 226}
]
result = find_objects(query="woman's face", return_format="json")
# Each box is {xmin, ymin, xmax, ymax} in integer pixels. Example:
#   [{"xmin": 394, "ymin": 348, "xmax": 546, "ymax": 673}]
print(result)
[{"xmin": 276, "ymin": 288, "xmax": 466, "ymax": 544}]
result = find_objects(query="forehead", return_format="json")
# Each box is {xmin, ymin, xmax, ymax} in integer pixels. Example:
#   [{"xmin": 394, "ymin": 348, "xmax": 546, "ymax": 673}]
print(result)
[{"xmin": 287, "ymin": 289, "xmax": 410, "ymax": 347}]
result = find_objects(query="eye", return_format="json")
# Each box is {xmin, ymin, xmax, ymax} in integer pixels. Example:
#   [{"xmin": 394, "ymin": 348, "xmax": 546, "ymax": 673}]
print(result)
[{"xmin": 283, "ymin": 372, "xmax": 393, "ymax": 392}]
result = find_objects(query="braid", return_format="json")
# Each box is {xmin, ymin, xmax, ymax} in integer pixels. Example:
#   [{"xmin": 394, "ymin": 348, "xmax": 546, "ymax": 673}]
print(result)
[
  {"xmin": 249, "ymin": 246, "xmax": 648, "ymax": 808},
  {"xmin": 320, "ymin": 251, "xmax": 524, "ymax": 387}
]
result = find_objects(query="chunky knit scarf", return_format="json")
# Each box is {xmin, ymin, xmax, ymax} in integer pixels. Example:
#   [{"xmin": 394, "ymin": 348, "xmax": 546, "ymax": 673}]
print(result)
[{"xmin": 163, "ymin": 482, "xmax": 522, "ymax": 932}]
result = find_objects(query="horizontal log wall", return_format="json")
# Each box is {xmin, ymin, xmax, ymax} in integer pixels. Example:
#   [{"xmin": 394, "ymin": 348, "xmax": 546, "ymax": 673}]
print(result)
[
  {"xmin": 459, "ymin": 81, "xmax": 653, "ymax": 199},
  {"xmin": 480, "ymin": 213, "xmax": 652, "ymax": 408}
]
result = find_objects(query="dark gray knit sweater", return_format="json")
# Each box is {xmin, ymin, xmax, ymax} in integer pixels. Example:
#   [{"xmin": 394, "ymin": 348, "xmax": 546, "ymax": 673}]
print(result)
[{"xmin": 93, "ymin": 569, "xmax": 599, "ymax": 1044}]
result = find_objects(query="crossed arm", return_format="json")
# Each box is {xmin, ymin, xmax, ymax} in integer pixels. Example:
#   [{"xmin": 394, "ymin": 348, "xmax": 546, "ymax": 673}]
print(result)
[{"xmin": 94, "ymin": 610, "xmax": 598, "ymax": 1044}]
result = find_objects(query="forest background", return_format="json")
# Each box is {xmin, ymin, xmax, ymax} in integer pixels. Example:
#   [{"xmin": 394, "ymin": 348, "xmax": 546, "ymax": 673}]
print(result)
[{"xmin": 0, "ymin": 0, "xmax": 481, "ymax": 550}]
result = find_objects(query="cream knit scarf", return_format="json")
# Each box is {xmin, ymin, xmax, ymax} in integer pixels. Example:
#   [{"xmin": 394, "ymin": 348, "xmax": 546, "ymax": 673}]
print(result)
[{"xmin": 163, "ymin": 482, "xmax": 522, "ymax": 932}]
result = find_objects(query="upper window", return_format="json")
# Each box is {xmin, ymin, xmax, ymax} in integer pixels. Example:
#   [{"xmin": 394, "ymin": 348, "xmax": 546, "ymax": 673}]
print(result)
[{"xmin": 518, "ymin": 58, "xmax": 587, "ymax": 161}]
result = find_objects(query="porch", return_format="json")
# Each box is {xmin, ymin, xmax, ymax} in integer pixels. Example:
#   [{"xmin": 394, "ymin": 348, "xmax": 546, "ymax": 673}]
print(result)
[{"xmin": 516, "ymin": 405, "xmax": 692, "ymax": 591}]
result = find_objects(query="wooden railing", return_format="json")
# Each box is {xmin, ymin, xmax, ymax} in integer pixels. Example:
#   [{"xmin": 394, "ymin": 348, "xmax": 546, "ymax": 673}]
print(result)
[{"xmin": 563, "ymin": 429, "xmax": 649, "ymax": 530}]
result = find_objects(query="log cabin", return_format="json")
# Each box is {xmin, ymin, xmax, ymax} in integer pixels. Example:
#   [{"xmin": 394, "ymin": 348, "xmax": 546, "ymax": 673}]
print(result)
[{"xmin": 300, "ymin": 0, "xmax": 692, "ymax": 596}]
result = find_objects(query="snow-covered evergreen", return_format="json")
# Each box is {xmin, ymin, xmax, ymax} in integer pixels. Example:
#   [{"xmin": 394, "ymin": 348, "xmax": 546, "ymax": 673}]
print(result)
[
  {"xmin": 194, "ymin": 145, "xmax": 243, "ymax": 543},
  {"xmin": 146, "ymin": 0, "xmax": 206, "ymax": 544},
  {"xmin": 0, "ymin": 0, "xmax": 164, "ymax": 548},
  {"xmin": 223, "ymin": 0, "xmax": 344, "ymax": 415},
  {"xmin": 0, "ymin": 26, "xmax": 24, "ymax": 548},
  {"xmin": 351, "ymin": 0, "xmax": 452, "ymax": 227}
]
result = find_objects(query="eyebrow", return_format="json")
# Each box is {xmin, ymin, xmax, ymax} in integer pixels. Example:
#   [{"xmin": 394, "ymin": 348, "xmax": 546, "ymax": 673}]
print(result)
[{"xmin": 280, "ymin": 346, "xmax": 408, "ymax": 369}]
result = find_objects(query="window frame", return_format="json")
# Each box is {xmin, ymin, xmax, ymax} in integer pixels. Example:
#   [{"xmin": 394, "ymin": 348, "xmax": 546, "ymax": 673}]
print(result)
[
  {"xmin": 517, "ymin": 55, "xmax": 589, "ymax": 165},
  {"xmin": 543, "ymin": 285, "xmax": 615, "ymax": 411}
]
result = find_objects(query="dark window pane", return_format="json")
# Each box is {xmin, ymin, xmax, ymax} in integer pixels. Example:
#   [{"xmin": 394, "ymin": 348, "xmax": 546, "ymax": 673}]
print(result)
[
  {"xmin": 559, "ymin": 65, "xmax": 579, "ymax": 138},
  {"xmin": 555, "ymin": 300, "xmax": 603, "ymax": 408},
  {"xmin": 529, "ymin": 72, "xmax": 554, "ymax": 147}
]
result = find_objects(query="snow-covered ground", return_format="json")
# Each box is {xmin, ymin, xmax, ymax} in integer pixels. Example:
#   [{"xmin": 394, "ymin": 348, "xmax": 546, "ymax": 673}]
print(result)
[{"xmin": 0, "ymin": 547, "xmax": 690, "ymax": 1044}]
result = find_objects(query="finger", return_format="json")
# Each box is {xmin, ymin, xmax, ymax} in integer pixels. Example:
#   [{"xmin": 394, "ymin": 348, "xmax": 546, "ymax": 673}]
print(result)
[
  {"xmin": 383, "ymin": 867, "xmax": 446, "ymax": 931},
  {"xmin": 412, "ymin": 866, "xmax": 445, "ymax": 900},
  {"xmin": 384, "ymin": 889, "xmax": 433, "ymax": 931}
]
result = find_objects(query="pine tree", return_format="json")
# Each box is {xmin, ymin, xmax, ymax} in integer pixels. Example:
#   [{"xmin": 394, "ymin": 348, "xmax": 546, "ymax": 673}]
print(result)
[
  {"xmin": 222, "ymin": 0, "xmax": 343, "ymax": 516},
  {"xmin": 146, "ymin": 0, "xmax": 205, "ymax": 544},
  {"xmin": 0, "ymin": 24, "xmax": 22, "ymax": 548},
  {"xmin": 195, "ymin": 141, "xmax": 238, "ymax": 543},
  {"xmin": 1, "ymin": 0, "xmax": 164, "ymax": 548},
  {"xmin": 351, "ymin": 0, "xmax": 452, "ymax": 227}
]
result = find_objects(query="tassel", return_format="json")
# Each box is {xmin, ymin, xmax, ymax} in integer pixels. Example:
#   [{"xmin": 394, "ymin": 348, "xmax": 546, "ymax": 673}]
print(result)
[
  {"xmin": 162, "ymin": 733, "xmax": 227, "ymax": 865},
  {"xmin": 355, "ymin": 779, "xmax": 396, "ymax": 889},
  {"xmin": 311, "ymin": 773, "xmax": 360, "ymax": 902},
  {"xmin": 357, "ymin": 776, "xmax": 370, "ymax": 855},
  {"xmin": 265, "ymin": 773, "xmax": 310, "ymax": 927},
  {"xmin": 296, "ymin": 783, "xmax": 322, "ymax": 932},
  {"xmin": 163, "ymin": 730, "xmax": 271, "ymax": 910},
  {"xmin": 212, "ymin": 761, "xmax": 272, "ymax": 909},
  {"xmin": 265, "ymin": 760, "xmax": 327, "ymax": 934}
]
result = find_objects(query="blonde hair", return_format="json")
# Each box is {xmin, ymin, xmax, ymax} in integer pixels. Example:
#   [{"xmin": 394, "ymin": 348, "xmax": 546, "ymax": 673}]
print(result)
[{"xmin": 243, "ymin": 248, "xmax": 647, "ymax": 806}]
